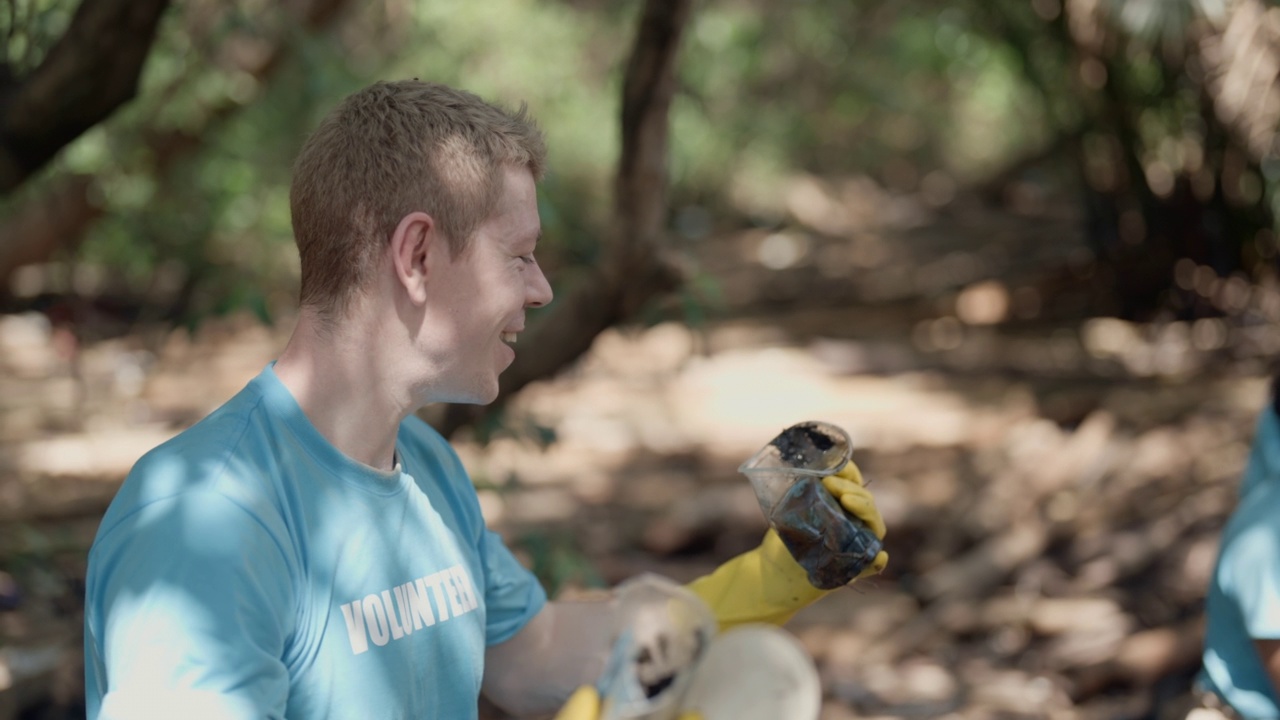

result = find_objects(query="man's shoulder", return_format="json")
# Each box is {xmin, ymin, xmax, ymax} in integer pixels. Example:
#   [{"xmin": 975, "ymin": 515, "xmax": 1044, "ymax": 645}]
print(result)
[
  {"xmin": 138, "ymin": 381, "xmax": 269, "ymax": 475},
  {"xmin": 106, "ymin": 381, "xmax": 280, "ymax": 524}
]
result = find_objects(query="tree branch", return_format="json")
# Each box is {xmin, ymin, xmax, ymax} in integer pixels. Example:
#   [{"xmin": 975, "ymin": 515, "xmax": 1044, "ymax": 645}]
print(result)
[
  {"xmin": 437, "ymin": 0, "xmax": 693, "ymax": 438},
  {"xmin": 0, "ymin": 174, "xmax": 99, "ymax": 279},
  {"xmin": 0, "ymin": 0, "xmax": 355, "ymax": 290},
  {"xmin": 0, "ymin": 0, "xmax": 172, "ymax": 194}
]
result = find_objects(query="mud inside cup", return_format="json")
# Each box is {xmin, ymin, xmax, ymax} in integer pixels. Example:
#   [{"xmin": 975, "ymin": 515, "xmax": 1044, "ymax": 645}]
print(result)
[
  {"xmin": 597, "ymin": 575, "xmax": 718, "ymax": 720},
  {"xmin": 596, "ymin": 575, "xmax": 823, "ymax": 720},
  {"xmin": 739, "ymin": 421, "xmax": 884, "ymax": 590}
]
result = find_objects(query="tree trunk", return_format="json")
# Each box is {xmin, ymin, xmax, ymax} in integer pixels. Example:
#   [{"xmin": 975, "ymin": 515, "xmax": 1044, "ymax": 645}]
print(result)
[
  {"xmin": 0, "ymin": 0, "xmax": 355, "ymax": 293},
  {"xmin": 0, "ymin": 0, "xmax": 172, "ymax": 194},
  {"xmin": 436, "ymin": 0, "xmax": 693, "ymax": 439},
  {"xmin": 0, "ymin": 176, "xmax": 100, "ymax": 290}
]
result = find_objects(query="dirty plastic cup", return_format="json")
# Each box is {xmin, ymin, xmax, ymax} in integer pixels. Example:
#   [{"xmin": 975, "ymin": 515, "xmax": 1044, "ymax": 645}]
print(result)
[
  {"xmin": 739, "ymin": 421, "xmax": 884, "ymax": 590},
  {"xmin": 598, "ymin": 574, "xmax": 719, "ymax": 720}
]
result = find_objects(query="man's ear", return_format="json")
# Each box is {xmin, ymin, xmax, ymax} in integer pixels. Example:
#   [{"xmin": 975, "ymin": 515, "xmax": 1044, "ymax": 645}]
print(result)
[{"xmin": 390, "ymin": 211, "xmax": 436, "ymax": 305}]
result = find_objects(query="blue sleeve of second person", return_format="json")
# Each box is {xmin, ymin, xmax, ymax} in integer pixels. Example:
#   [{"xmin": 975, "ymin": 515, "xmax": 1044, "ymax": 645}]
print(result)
[{"xmin": 1221, "ymin": 495, "xmax": 1280, "ymax": 641}]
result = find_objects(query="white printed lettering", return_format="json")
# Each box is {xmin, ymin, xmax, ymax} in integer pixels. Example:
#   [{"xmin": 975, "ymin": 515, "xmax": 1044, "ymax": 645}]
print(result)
[
  {"xmin": 391, "ymin": 585, "xmax": 415, "ymax": 636},
  {"xmin": 424, "ymin": 572, "xmax": 450, "ymax": 621},
  {"xmin": 339, "ymin": 564, "xmax": 480, "ymax": 656},
  {"xmin": 450, "ymin": 568, "xmax": 471, "ymax": 614},
  {"xmin": 444, "ymin": 572, "xmax": 465, "ymax": 617},
  {"xmin": 363, "ymin": 594, "xmax": 391, "ymax": 647},
  {"xmin": 381, "ymin": 590, "xmax": 406, "ymax": 640},
  {"xmin": 340, "ymin": 601, "xmax": 369, "ymax": 655},
  {"xmin": 406, "ymin": 579, "xmax": 436, "ymax": 629},
  {"xmin": 451, "ymin": 565, "xmax": 478, "ymax": 612}
]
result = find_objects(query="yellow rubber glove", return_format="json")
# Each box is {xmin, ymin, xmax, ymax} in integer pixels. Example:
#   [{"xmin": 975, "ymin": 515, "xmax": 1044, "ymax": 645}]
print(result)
[
  {"xmin": 553, "ymin": 686, "xmax": 703, "ymax": 720},
  {"xmin": 686, "ymin": 462, "xmax": 888, "ymax": 631},
  {"xmin": 553, "ymin": 686, "xmax": 600, "ymax": 720}
]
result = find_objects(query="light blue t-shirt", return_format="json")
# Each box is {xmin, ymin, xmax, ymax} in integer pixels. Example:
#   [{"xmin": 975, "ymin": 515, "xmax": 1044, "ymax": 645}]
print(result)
[
  {"xmin": 84, "ymin": 364, "xmax": 547, "ymax": 719},
  {"xmin": 1202, "ymin": 405, "xmax": 1280, "ymax": 719}
]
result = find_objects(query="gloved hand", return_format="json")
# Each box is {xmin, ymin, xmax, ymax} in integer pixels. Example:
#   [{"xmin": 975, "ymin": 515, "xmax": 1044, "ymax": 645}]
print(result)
[
  {"xmin": 686, "ymin": 462, "xmax": 888, "ymax": 631},
  {"xmin": 553, "ymin": 686, "xmax": 600, "ymax": 720},
  {"xmin": 552, "ymin": 686, "xmax": 703, "ymax": 720}
]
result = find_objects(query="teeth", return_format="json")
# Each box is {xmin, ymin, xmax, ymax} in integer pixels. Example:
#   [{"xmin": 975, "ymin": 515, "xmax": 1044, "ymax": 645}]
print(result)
[{"xmin": 502, "ymin": 333, "xmax": 517, "ymax": 344}]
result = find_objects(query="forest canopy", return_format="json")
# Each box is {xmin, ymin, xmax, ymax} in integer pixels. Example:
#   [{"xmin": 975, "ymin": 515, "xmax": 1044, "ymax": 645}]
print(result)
[{"xmin": 1, "ymin": 0, "xmax": 1277, "ymax": 338}]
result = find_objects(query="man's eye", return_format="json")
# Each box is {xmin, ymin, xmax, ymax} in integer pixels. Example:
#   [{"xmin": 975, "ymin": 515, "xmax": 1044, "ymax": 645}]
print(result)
[{"xmin": 519, "ymin": 255, "xmax": 536, "ymax": 265}]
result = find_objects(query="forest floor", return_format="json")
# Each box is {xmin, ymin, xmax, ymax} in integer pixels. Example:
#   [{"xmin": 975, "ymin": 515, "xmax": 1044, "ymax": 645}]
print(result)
[{"xmin": 0, "ymin": 181, "xmax": 1275, "ymax": 719}]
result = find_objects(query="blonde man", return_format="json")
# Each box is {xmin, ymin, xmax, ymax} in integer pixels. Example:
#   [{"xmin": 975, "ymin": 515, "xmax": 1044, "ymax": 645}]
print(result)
[{"xmin": 84, "ymin": 80, "xmax": 886, "ymax": 719}]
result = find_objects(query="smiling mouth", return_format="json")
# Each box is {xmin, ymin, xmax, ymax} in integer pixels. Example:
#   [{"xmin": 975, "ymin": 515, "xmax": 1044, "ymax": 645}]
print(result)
[{"xmin": 501, "ymin": 332, "xmax": 518, "ymax": 344}]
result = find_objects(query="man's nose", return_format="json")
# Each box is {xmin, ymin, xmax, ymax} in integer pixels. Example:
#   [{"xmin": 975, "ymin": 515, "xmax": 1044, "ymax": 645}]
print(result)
[{"xmin": 527, "ymin": 263, "xmax": 553, "ymax": 308}]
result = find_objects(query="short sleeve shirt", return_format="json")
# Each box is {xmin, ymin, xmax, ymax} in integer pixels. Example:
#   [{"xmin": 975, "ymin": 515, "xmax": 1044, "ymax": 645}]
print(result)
[
  {"xmin": 1202, "ymin": 406, "xmax": 1280, "ymax": 718},
  {"xmin": 84, "ymin": 364, "xmax": 547, "ymax": 719}
]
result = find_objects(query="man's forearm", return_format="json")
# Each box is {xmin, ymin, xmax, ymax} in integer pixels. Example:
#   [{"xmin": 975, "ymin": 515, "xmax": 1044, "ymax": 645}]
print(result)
[{"xmin": 483, "ymin": 599, "xmax": 618, "ymax": 716}]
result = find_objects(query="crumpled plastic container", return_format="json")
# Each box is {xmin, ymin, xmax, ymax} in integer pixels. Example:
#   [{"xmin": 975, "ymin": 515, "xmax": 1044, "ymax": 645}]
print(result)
[
  {"xmin": 597, "ymin": 575, "xmax": 822, "ymax": 720},
  {"xmin": 738, "ymin": 421, "xmax": 884, "ymax": 590},
  {"xmin": 598, "ymin": 574, "xmax": 718, "ymax": 720}
]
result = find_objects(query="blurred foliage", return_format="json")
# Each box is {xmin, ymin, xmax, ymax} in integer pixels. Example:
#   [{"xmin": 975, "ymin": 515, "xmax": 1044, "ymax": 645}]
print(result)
[
  {"xmin": 2, "ymin": 0, "xmax": 1278, "ymax": 325},
  {"xmin": 672, "ymin": 1, "xmax": 1050, "ymax": 205},
  {"xmin": 0, "ymin": 0, "xmax": 78, "ymax": 75},
  {"xmin": 515, "ymin": 528, "xmax": 607, "ymax": 597},
  {"xmin": 0, "ymin": 522, "xmax": 85, "ymax": 625}
]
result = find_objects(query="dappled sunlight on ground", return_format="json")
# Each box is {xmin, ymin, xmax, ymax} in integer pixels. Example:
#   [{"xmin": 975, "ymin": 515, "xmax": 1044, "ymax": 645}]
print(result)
[
  {"xmin": 0, "ymin": 273, "xmax": 1273, "ymax": 718},
  {"xmin": 455, "ymin": 318, "xmax": 1266, "ymax": 719}
]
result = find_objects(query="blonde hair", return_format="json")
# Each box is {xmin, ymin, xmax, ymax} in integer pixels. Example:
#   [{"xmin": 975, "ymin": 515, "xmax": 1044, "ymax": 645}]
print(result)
[{"xmin": 289, "ymin": 80, "xmax": 546, "ymax": 316}]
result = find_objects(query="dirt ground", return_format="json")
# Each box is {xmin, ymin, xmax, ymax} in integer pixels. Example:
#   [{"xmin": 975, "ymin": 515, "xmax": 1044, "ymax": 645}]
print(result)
[{"xmin": 1, "ymin": 184, "xmax": 1275, "ymax": 718}]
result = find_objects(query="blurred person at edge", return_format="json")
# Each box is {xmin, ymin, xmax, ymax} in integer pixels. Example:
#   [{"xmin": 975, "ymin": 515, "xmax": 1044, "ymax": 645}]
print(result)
[
  {"xmin": 82, "ymin": 80, "xmax": 889, "ymax": 720},
  {"xmin": 1198, "ymin": 379, "xmax": 1280, "ymax": 720}
]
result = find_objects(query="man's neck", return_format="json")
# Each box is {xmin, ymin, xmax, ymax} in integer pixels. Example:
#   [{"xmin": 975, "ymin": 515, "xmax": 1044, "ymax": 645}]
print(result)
[{"xmin": 273, "ymin": 307, "xmax": 411, "ymax": 472}]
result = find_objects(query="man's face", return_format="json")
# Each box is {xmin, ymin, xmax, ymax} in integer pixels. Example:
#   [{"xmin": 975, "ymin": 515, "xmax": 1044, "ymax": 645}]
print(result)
[{"xmin": 419, "ymin": 165, "xmax": 553, "ymax": 404}]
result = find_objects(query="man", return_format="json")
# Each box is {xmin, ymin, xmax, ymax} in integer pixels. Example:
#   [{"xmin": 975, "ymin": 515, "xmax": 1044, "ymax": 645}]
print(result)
[
  {"xmin": 84, "ymin": 80, "xmax": 887, "ymax": 719},
  {"xmin": 1198, "ymin": 382, "xmax": 1280, "ymax": 719}
]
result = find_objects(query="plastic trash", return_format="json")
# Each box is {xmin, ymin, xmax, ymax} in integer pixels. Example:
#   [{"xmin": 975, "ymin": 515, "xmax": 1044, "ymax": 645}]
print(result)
[
  {"xmin": 597, "ymin": 575, "xmax": 821, "ymax": 720},
  {"xmin": 739, "ymin": 421, "xmax": 884, "ymax": 589},
  {"xmin": 598, "ymin": 574, "xmax": 718, "ymax": 720}
]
